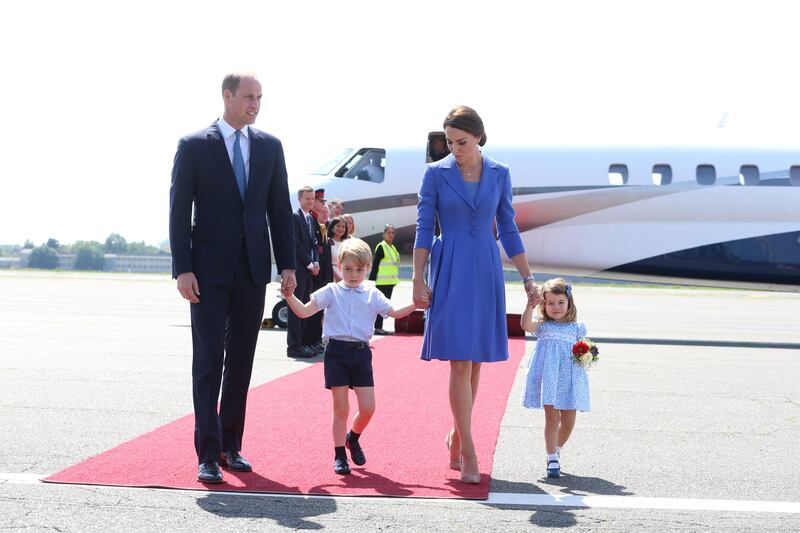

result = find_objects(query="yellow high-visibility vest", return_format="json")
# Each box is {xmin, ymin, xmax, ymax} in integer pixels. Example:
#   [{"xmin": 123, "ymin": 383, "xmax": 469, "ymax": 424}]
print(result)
[{"xmin": 375, "ymin": 241, "xmax": 400, "ymax": 285}]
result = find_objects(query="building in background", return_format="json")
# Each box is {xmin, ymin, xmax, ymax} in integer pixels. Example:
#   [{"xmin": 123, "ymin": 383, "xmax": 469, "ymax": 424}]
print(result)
[{"xmin": 15, "ymin": 249, "xmax": 171, "ymax": 273}]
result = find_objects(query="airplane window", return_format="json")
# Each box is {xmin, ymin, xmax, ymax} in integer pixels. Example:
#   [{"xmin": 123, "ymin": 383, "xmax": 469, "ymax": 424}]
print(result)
[
  {"xmin": 652, "ymin": 164, "xmax": 672, "ymax": 186},
  {"xmin": 696, "ymin": 164, "xmax": 716, "ymax": 185},
  {"xmin": 310, "ymin": 149, "xmax": 353, "ymax": 175},
  {"xmin": 739, "ymin": 165, "xmax": 759, "ymax": 186},
  {"xmin": 790, "ymin": 166, "xmax": 800, "ymax": 186},
  {"xmin": 343, "ymin": 149, "xmax": 386, "ymax": 183},
  {"xmin": 608, "ymin": 164, "xmax": 628, "ymax": 186}
]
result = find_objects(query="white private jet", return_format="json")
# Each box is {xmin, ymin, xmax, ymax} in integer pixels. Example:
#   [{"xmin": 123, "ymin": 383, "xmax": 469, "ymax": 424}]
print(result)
[{"xmin": 296, "ymin": 131, "xmax": 800, "ymax": 292}]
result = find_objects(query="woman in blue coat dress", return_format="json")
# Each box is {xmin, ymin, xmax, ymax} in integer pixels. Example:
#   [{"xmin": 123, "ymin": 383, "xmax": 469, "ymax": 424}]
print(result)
[{"xmin": 413, "ymin": 106, "xmax": 541, "ymax": 484}]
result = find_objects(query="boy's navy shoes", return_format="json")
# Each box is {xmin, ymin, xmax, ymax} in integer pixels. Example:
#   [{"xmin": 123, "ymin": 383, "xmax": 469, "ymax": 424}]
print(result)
[
  {"xmin": 346, "ymin": 431, "xmax": 366, "ymax": 466},
  {"xmin": 334, "ymin": 456, "xmax": 351, "ymax": 475},
  {"xmin": 546, "ymin": 459, "xmax": 561, "ymax": 478}
]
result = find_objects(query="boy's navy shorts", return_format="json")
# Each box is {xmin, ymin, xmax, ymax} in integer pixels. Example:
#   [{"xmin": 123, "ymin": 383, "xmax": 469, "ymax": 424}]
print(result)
[{"xmin": 324, "ymin": 339, "xmax": 374, "ymax": 389}]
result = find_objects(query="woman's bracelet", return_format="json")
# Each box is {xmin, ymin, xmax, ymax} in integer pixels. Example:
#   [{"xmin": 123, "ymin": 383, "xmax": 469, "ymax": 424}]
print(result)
[{"xmin": 522, "ymin": 275, "xmax": 536, "ymax": 283}]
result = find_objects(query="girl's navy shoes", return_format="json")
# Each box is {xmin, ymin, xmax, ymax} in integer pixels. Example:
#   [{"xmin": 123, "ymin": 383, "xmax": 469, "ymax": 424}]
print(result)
[{"xmin": 546, "ymin": 459, "xmax": 561, "ymax": 478}]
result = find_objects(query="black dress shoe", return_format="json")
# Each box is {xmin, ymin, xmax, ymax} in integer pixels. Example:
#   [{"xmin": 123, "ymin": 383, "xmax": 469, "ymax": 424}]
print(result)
[
  {"xmin": 373, "ymin": 328, "xmax": 392, "ymax": 336},
  {"xmin": 287, "ymin": 346, "xmax": 315, "ymax": 358},
  {"xmin": 220, "ymin": 451, "xmax": 253, "ymax": 472},
  {"xmin": 198, "ymin": 461, "xmax": 223, "ymax": 483},
  {"xmin": 311, "ymin": 342, "xmax": 325, "ymax": 354},
  {"xmin": 334, "ymin": 456, "xmax": 351, "ymax": 475},
  {"xmin": 346, "ymin": 431, "xmax": 366, "ymax": 466}
]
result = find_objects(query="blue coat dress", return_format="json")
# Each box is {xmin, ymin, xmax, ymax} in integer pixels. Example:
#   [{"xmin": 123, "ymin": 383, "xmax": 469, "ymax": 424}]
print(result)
[{"xmin": 414, "ymin": 154, "xmax": 525, "ymax": 362}]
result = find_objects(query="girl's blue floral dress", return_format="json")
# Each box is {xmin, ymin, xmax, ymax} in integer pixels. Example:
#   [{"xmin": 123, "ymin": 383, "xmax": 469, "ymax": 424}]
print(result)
[{"xmin": 522, "ymin": 321, "xmax": 591, "ymax": 411}]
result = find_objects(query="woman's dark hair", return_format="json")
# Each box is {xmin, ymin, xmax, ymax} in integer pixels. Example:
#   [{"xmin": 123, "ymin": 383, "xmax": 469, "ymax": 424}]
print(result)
[
  {"xmin": 443, "ymin": 106, "xmax": 486, "ymax": 146},
  {"xmin": 327, "ymin": 217, "xmax": 349, "ymax": 241}
]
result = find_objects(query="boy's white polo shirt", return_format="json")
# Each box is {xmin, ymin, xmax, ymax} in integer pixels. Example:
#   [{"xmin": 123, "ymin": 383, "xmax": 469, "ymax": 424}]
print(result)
[{"xmin": 311, "ymin": 281, "xmax": 392, "ymax": 342}]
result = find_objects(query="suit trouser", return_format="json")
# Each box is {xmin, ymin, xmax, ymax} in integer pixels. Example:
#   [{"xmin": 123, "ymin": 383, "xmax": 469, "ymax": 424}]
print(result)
[
  {"xmin": 374, "ymin": 284, "xmax": 395, "ymax": 329},
  {"xmin": 286, "ymin": 273, "xmax": 312, "ymax": 348},
  {"xmin": 190, "ymin": 247, "xmax": 266, "ymax": 464}
]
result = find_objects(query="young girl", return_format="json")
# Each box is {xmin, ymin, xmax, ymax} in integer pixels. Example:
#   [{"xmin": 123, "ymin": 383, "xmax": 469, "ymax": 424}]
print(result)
[
  {"xmin": 521, "ymin": 278, "xmax": 590, "ymax": 478},
  {"xmin": 342, "ymin": 213, "xmax": 356, "ymax": 238}
]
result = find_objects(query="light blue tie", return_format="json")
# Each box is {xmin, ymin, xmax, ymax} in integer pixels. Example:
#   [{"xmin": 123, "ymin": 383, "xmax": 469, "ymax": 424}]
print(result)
[{"xmin": 232, "ymin": 130, "xmax": 246, "ymax": 201}]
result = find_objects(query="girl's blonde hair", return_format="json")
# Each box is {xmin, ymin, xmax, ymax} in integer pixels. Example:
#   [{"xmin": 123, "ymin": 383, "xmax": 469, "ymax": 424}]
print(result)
[
  {"xmin": 536, "ymin": 277, "xmax": 578, "ymax": 322},
  {"xmin": 338, "ymin": 237, "xmax": 372, "ymax": 268},
  {"xmin": 342, "ymin": 213, "xmax": 356, "ymax": 237}
]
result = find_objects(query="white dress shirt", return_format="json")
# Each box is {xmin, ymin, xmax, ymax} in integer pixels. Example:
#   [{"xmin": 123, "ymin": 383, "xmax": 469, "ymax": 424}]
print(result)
[
  {"xmin": 217, "ymin": 117, "xmax": 250, "ymax": 185},
  {"xmin": 312, "ymin": 282, "xmax": 392, "ymax": 342}
]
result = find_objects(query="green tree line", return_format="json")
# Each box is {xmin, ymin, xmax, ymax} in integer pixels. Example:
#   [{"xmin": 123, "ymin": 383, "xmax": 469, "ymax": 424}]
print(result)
[{"xmin": 1, "ymin": 233, "xmax": 166, "ymax": 270}]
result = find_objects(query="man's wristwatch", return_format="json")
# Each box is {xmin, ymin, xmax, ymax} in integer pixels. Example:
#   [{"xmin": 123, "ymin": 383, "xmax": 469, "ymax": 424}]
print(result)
[{"xmin": 522, "ymin": 275, "xmax": 536, "ymax": 283}]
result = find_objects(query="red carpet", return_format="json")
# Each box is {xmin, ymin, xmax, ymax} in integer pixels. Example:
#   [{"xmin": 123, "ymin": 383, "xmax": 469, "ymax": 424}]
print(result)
[{"xmin": 44, "ymin": 335, "xmax": 526, "ymax": 499}]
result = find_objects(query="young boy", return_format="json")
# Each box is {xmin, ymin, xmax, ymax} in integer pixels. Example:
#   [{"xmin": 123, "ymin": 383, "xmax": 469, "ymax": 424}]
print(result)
[{"xmin": 282, "ymin": 238, "xmax": 417, "ymax": 474}]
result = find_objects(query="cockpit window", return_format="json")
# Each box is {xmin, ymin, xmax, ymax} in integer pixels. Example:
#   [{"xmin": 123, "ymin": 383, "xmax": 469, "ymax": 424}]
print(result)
[
  {"xmin": 310, "ymin": 149, "xmax": 353, "ymax": 175},
  {"xmin": 336, "ymin": 148, "xmax": 386, "ymax": 183}
]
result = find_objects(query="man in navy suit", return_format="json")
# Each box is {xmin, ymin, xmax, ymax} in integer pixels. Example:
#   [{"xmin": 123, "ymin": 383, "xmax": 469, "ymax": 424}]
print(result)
[
  {"xmin": 169, "ymin": 73, "xmax": 297, "ymax": 484},
  {"xmin": 286, "ymin": 186, "xmax": 321, "ymax": 358}
]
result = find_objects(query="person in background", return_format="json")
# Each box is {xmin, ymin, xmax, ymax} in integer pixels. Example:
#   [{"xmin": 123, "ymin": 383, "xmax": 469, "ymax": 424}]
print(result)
[
  {"xmin": 305, "ymin": 189, "xmax": 333, "ymax": 353},
  {"xmin": 318, "ymin": 203, "xmax": 331, "ymax": 225},
  {"xmin": 327, "ymin": 216, "xmax": 349, "ymax": 282},
  {"xmin": 369, "ymin": 224, "xmax": 400, "ymax": 335},
  {"xmin": 342, "ymin": 213, "xmax": 356, "ymax": 238},
  {"xmin": 329, "ymin": 199, "xmax": 344, "ymax": 218},
  {"xmin": 429, "ymin": 135, "xmax": 450, "ymax": 162},
  {"xmin": 287, "ymin": 185, "xmax": 320, "ymax": 359}
]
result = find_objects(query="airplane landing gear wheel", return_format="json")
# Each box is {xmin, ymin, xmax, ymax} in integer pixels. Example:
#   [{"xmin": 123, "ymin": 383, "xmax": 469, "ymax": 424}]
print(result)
[{"xmin": 272, "ymin": 299, "xmax": 289, "ymax": 329}]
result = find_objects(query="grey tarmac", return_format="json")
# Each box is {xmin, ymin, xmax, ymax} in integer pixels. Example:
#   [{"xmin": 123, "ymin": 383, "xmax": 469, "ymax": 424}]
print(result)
[{"xmin": 1, "ymin": 271, "xmax": 798, "ymax": 532}]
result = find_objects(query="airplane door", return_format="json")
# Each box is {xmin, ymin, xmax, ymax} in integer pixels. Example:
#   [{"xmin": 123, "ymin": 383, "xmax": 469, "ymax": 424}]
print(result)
[{"xmin": 427, "ymin": 132, "xmax": 450, "ymax": 162}]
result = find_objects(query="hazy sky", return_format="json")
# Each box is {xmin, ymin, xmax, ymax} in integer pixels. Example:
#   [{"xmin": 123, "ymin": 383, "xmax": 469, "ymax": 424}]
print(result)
[{"xmin": 1, "ymin": 0, "xmax": 798, "ymax": 245}]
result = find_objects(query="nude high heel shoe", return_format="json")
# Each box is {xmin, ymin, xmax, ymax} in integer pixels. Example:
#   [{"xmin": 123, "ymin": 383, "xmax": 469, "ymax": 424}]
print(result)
[
  {"xmin": 459, "ymin": 454, "xmax": 481, "ymax": 484},
  {"xmin": 445, "ymin": 429, "xmax": 461, "ymax": 471}
]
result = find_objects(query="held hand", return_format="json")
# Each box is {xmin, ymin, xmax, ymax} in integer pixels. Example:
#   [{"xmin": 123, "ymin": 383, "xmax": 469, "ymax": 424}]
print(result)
[
  {"xmin": 280, "ymin": 269, "xmax": 296, "ymax": 295},
  {"xmin": 527, "ymin": 292, "xmax": 538, "ymax": 307},
  {"xmin": 524, "ymin": 280, "xmax": 542, "ymax": 306},
  {"xmin": 413, "ymin": 281, "xmax": 431, "ymax": 310},
  {"xmin": 311, "ymin": 265, "xmax": 320, "ymax": 277},
  {"xmin": 176, "ymin": 272, "xmax": 200, "ymax": 304}
]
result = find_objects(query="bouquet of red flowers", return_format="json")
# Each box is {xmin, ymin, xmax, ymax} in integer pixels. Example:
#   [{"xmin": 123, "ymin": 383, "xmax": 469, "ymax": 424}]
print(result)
[{"xmin": 572, "ymin": 338, "xmax": 599, "ymax": 368}]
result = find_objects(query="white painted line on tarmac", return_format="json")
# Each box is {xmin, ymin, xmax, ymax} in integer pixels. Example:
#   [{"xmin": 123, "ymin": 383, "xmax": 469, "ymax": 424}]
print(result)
[
  {"xmin": 4, "ymin": 472, "xmax": 799, "ymax": 514},
  {"xmin": 0, "ymin": 472, "xmax": 44, "ymax": 484},
  {"xmin": 485, "ymin": 492, "xmax": 800, "ymax": 514}
]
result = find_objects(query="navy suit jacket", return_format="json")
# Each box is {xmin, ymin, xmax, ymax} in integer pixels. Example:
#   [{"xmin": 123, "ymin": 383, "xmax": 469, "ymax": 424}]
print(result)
[
  {"xmin": 292, "ymin": 208, "xmax": 318, "ymax": 281},
  {"xmin": 169, "ymin": 121, "xmax": 296, "ymax": 286}
]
